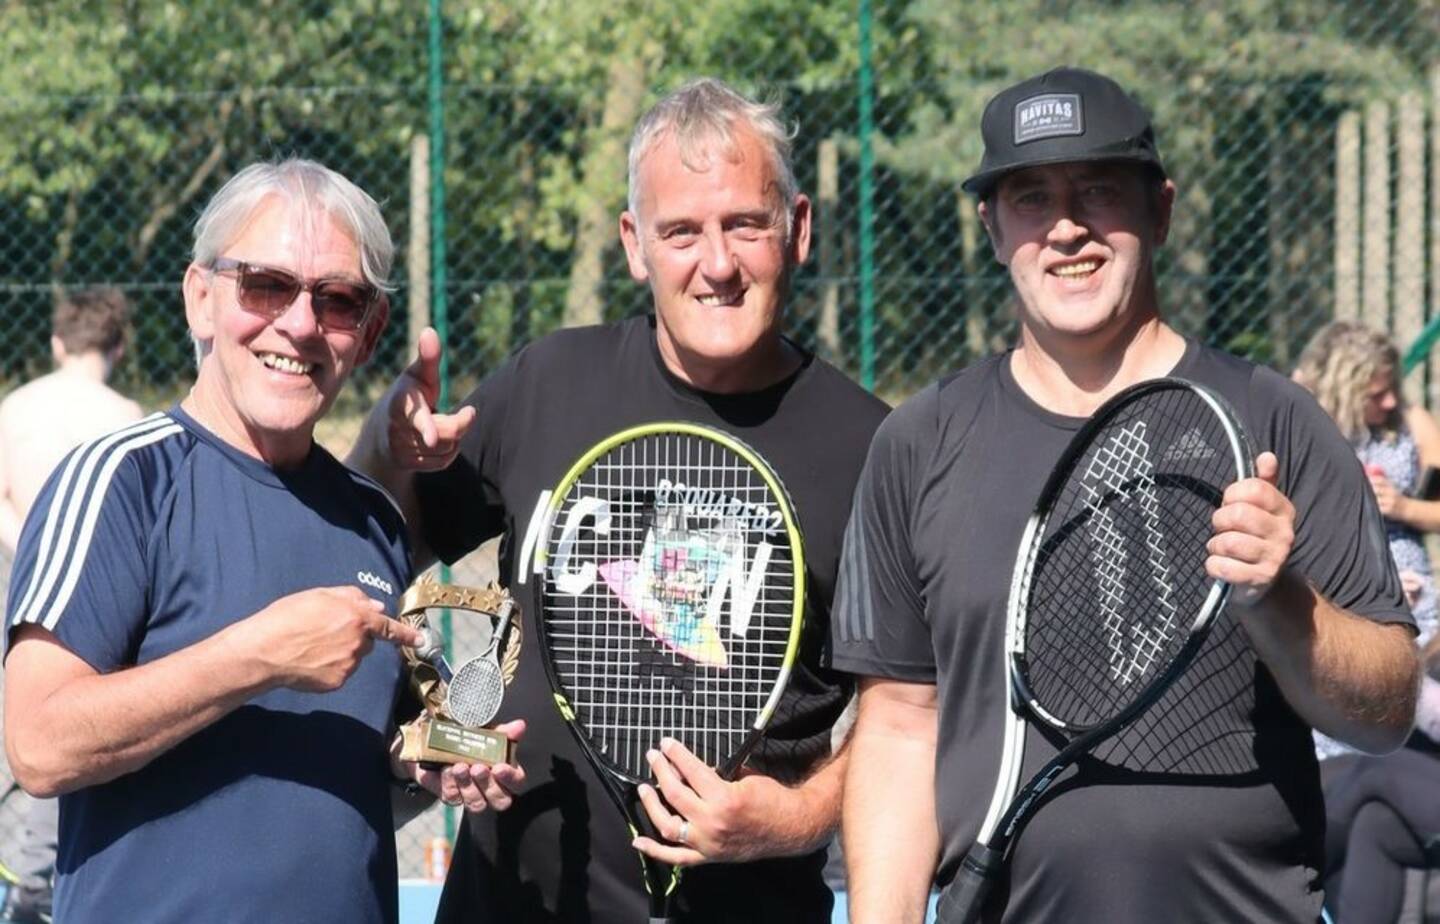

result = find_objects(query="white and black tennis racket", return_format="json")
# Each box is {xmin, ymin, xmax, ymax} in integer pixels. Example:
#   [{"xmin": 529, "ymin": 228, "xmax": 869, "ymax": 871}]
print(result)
[
  {"xmin": 533, "ymin": 422, "xmax": 805, "ymax": 922},
  {"xmin": 935, "ymin": 378, "xmax": 1254, "ymax": 924}
]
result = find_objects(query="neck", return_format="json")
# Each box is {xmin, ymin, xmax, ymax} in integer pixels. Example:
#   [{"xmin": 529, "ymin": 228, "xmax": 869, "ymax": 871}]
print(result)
[
  {"xmin": 1010, "ymin": 313, "xmax": 1186, "ymax": 417},
  {"xmin": 658, "ymin": 334, "xmax": 802, "ymax": 395},
  {"xmin": 181, "ymin": 379, "xmax": 312, "ymax": 469},
  {"xmin": 55, "ymin": 351, "xmax": 111, "ymax": 383}
]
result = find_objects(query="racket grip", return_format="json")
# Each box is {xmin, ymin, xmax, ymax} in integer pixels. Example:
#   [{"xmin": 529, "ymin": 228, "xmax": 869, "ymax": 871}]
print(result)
[{"xmin": 934, "ymin": 843, "xmax": 1005, "ymax": 924}]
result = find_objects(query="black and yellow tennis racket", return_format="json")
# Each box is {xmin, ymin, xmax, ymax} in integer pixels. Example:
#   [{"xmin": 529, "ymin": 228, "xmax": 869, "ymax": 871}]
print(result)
[
  {"xmin": 936, "ymin": 378, "xmax": 1254, "ymax": 923},
  {"xmin": 533, "ymin": 422, "xmax": 806, "ymax": 922}
]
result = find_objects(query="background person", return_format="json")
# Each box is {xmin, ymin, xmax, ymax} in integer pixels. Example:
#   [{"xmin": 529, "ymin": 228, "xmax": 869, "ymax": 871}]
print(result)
[
  {"xmin": 1293, "ymin": 320, "xmax": 1440, "ymax": 760},
  {"xmin": 0, "ymin": 287, "xmax": 143, "ymax": 553},
  {"xmin": 0, "ymin": 286, "xmax": 142, "ymax": 923},
  {"xmin": 833, "ymin": 66, "xmax": 1418, "ymax": 924},
  {"xmin": 1292, "ymin": 320, "xmax": 1440, "ymax": 922},
  {"xmin": 350, "ymin": 77, "xmax": 889, "ymax": 922}
]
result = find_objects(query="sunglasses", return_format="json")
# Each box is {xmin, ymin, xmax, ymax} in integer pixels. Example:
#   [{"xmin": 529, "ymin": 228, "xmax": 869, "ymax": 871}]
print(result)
[{"xmin": 210, "ymin": 257, "xmax": 380, "ymax": 333}]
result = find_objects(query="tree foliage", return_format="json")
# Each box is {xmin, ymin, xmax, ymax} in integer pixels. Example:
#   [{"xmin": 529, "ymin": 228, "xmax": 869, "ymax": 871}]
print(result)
[{"xmin": 0, "ymin": 0, "xmax": 1428, "ymax": 396}]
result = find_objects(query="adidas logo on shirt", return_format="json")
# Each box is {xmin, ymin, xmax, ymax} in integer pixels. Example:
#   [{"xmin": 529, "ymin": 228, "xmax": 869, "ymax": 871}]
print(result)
[{"xmin": 357, "ymin": 571, "xmax": 394, "ymax": 595}]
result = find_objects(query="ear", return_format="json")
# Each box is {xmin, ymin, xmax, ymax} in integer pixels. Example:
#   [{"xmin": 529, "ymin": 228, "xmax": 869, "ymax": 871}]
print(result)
[
  {"xmin": 50, "ymin": 336, "xmax": 66, "ymax": 364},
  {"xmin": 977, "ymin": 198, "xmax": 1006, "ymax": 266},
  {"xmin": 354, "ymin": 295, "xmax": 390, "ymax": 367},
  {"xmin": 619, "ymin": 211, "xmax": 650, "ymax": 283},
  {"xmin": 1152, "ymin": 179, "xmax": 1177, "ymax": 246},
  {"xmin": 182, "ymin": 262, "xmax": 217, "ymax": 346},
  {"xmin": 788, "ymin": 194, "xmax": 813, "ymax": 266}
]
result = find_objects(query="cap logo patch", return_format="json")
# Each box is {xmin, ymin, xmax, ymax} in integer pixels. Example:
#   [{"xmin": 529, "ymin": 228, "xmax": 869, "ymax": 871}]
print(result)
[{"xmin": 1013, "ymin": 93, "xmax": 1083, "ymax": 145}]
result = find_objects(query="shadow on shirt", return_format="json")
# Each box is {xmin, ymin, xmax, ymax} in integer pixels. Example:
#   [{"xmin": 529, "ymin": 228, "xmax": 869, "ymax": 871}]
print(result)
[{"xmin": 57, "ymin": 704, "xmax": 392, "ymax": 874}]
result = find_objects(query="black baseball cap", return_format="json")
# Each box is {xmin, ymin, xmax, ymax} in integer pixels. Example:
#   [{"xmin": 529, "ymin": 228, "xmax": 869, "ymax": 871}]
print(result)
[{"xmin": 961, "ymin": 67, "xmax": 1166, "ymax": 197}]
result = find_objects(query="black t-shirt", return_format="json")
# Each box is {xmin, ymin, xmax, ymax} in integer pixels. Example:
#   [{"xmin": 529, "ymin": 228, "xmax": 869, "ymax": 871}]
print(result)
[
  {"xmin": 416, "ymin": 316, "xmax": 889, "ymax": 923},
  {"xmin": 829, "ymin": 342, "xmax": 1411, "ymax": 923}
]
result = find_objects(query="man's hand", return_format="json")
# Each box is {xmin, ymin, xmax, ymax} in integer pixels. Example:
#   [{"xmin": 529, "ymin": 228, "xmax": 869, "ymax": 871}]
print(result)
[
  {"xmin": 228, "ymin": 586, "xmax": 425, "ymax": 692},
  {"xmin": 1208, "ymin": 451, "xmax": 1417, "ymax": 753},
  {"xmin": 406, "ymin": 719, "xmax": 528, "ymax": 813},
  {"xmin": 631, "ymin": 737, "xmax": 808, "ymax": 867},
  {"xmin": 1206, "ymin": 451, "xmax": 1295, "ymax": 605},
  {"xmin": 381, "ymin": 327, "xmax": 476, "ymax": 472}
]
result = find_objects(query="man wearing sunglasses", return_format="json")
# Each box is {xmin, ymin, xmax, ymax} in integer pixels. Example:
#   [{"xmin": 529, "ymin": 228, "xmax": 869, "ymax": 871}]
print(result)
[
  {"xmin": 0, "ymin": 158, "xmax": 485, "ymax": 924},
  {"xmin": 350, "ymin": 79, "xmax": 890, "ymax": 921}
]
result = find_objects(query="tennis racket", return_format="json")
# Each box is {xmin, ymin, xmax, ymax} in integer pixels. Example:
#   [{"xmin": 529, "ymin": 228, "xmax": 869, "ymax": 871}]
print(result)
[
  {"xmin": 935, "ymin": 377, "xmax": 1254, "ymax": 924},
  {"xmin": 533, "ymin": 422, "xmax": 806, "ymax": 922}
]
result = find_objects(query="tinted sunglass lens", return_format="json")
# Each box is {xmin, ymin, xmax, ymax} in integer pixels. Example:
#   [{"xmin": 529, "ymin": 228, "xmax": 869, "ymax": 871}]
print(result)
[
  {"xmin": 313, "ymin": 283, "xmax": 372, "ymax": 330},
  {"xmin": 239, "ymin": 269, "xmax": 302, "ymax": 315}
]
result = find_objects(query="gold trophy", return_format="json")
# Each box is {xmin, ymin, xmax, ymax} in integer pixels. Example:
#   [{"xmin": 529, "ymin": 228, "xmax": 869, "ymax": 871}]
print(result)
[{"xmin": 396, "ymin": 575, "xmax": 521, "ymax": 767}]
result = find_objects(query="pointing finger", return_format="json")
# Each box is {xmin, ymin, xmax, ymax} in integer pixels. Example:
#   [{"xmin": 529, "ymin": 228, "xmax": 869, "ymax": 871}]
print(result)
[
  {"xmin": 367, "ymin": 614, "xmax": 425, "ymax": 648},
  {"xmin": 441, "ymin": 405, "xmax": 477, "ymax": 444}
]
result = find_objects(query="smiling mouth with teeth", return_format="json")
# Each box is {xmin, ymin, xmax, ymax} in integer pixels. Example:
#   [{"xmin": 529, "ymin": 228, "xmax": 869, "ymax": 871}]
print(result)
[
  {"xmin": 695, "ymin": 292, "xmax": 744, "ymax": 307},
  {"xmin": 260, "ymin": 352, "xmax": 315, "ymax": 375},
  {"xmin": 1052, "ymin": 259, "xmax": 1100, "ymax": 278}
]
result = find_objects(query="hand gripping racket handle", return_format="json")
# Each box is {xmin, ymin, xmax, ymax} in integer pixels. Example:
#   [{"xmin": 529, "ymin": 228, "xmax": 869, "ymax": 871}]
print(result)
[{"xmin": 934, "ymin": 842, "xmax": 1005, "ymax": 924}]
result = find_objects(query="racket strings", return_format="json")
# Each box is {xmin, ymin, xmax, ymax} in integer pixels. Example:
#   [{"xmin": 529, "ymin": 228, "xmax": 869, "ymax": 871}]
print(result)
[
  {"xmin": 543, "ymin": 433, "xmax": 796, "ymax": 779},
  {"xmin": 447, "ymin": 657, "xmax": 507, "ymax": 727},
  {"xmin": 1023, "ymin": 387, "xmax": 1239, "ymax": 729},
  {"xmin": 1092, "ymin": 616, "xmax": 1258, "ymax": 774}
]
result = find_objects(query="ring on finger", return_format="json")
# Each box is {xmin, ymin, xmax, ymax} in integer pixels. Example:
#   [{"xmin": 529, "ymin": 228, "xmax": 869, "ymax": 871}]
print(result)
[{"xmin": 676, "ymin": 819, "xmax": 690, "ymax": 845}]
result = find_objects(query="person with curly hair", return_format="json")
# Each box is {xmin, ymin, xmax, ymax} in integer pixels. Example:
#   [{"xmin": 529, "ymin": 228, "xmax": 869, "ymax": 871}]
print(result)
[{"xmin": 1294, "ymin": 319, "xmax": 1440, "ymax": 922}]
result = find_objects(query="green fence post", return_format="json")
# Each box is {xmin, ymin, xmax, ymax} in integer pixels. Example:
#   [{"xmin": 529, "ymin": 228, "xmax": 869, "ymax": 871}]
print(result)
[
  {"xmin": 427, "ymin": 0, "xmax": 455, "ymax": 844},
  {"xmin": 857, "ymin": 0, "xmax": 877, "ymax": 393}
]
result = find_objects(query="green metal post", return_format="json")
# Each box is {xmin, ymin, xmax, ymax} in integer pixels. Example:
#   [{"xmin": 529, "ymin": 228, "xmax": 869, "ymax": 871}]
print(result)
[
  {"xmin": 857, "ymin": 0, "xmax": 877, "ymax": 392},
  {"xmin": 427, "ymin": 0, "xmax": 456, "ymax": 844}
]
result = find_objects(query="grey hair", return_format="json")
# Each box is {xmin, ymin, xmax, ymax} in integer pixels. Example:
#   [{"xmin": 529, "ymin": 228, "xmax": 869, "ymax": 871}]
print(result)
[
  {"xmin": 626, "ymin": 78, "xmax": 799, "ymax": 235},
  {"xmin": 191, "ymin": 158, "xmax": 394, "ymax": 291}
]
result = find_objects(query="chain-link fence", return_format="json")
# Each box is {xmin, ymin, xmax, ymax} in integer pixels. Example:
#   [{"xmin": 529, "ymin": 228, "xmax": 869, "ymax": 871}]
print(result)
[{"xmin": 0, "ymin": 0, "xmax": 1436, "ymax": 886}]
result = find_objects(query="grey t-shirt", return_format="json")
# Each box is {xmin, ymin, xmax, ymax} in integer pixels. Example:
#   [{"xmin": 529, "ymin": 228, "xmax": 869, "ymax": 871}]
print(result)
[{"xmin": 829, "ymin": 342, "xmax": 1411, "ymax": 922}]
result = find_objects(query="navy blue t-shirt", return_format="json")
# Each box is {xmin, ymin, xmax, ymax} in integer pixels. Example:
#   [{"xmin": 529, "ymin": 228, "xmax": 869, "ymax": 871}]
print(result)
[{"xmin": 4, "ymin": 408, "xmax": 412, "ymax": 924}]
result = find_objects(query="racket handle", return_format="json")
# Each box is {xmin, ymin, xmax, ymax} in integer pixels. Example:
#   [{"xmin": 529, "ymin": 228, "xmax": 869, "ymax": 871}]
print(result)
[{"xmin": 934, "ymin": 843, "xmax": 1005, "ymax": 924}]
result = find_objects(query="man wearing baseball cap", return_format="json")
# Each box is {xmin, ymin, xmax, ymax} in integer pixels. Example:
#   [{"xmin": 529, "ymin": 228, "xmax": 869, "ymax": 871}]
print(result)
[{"xmin": 831, "ymin": 67, "xmax": 1418, "ymax": 922}]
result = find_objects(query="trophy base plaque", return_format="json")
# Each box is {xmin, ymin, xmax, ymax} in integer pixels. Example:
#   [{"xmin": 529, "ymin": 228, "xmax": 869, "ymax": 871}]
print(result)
[{"xmin": 399, "ymin": 715, "xmax": 515, "ymax": 768}]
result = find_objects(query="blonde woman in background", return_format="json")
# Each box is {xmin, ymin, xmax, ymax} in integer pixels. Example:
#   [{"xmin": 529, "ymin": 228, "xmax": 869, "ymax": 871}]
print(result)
[{"xmin": 1294, "ymin": 320, "xmax": 1440, "ymax": 922}]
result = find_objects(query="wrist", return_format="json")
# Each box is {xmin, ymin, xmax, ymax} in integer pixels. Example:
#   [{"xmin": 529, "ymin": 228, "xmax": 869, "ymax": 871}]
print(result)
[
  {"xmin": 1234, "ymin": 570, "xmax": 1312, "ymax": 642},
  {"xmin": 769, "ymin": 773, "xmax": 836, "ymax": 856},
  {"xmin": 210, "ymin": 618, "xmax": 280, "ymax": 696}
]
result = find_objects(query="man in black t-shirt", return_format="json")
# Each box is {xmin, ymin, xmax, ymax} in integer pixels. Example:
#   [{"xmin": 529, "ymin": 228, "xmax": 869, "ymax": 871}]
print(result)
[
  {"xmin": 831, "ymin": 67, "xmax": 1420, "ymax": 923},
  {"xmin": 351, "ymin": 78, "xmax": 888, "ymax": 922}
]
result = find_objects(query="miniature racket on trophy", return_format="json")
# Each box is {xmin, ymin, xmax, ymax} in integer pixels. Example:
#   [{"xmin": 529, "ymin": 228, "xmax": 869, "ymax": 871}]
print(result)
[{"xmin": 396, "ymin": 576, "xmax": 522, "ymax": 767}]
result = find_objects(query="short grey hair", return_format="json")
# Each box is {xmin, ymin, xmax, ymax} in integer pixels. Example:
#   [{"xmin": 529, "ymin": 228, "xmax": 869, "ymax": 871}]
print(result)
[
  {"xmin": 627, "ymin": 78, "xmax": 799, "ymax": 234},
  {"xmin": 192, "ymin": 158, "xmax": 394, "ymax": 290}
]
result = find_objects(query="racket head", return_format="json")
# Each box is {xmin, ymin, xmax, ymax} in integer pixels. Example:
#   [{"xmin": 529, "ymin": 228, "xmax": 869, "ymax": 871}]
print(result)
[
  {"xmin": 446, "ymin": 657, "xmax": 506, "ymax": 728},
  {"xmin": 535, "ymin": 422, "xmax": 806, "ymax": 786},
  {"xmin": 1011, "ymin": 378, "xmax": 1253, "ymax": 733}
]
